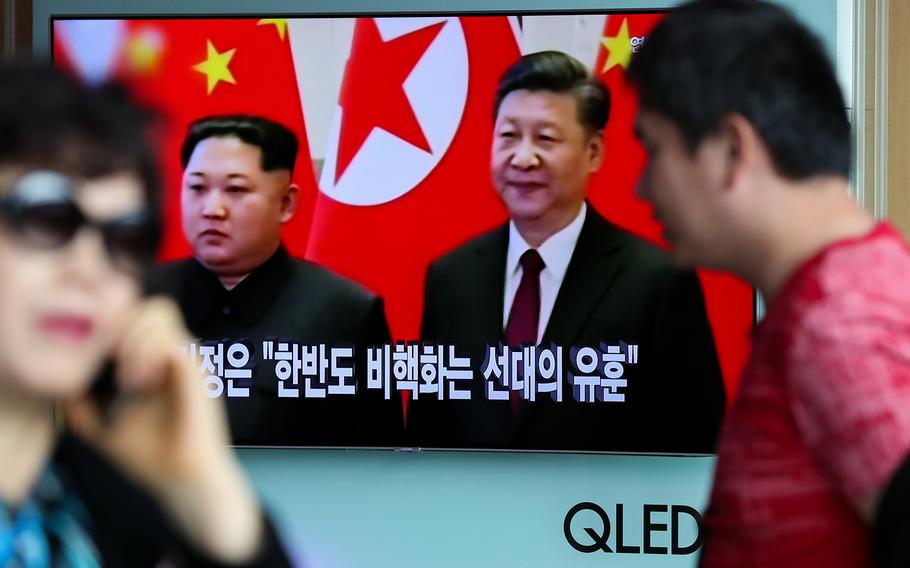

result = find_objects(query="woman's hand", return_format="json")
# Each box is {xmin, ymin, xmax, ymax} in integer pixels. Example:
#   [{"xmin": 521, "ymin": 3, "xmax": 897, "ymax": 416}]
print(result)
[{"xmin": 68, "ymin": 296, "xmax": 263, "ymax": 564}]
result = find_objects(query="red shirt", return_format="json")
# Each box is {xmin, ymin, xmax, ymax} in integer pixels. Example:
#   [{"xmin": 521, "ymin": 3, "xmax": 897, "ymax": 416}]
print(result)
[{"xmin": 700, "ymin": 224, "xmax": 910, "ymax": 567}]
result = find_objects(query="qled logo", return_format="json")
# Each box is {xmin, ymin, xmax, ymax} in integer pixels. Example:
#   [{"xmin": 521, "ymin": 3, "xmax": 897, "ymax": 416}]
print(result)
[{"xmin": 563, "ymin": 503, "xmax": 704, "ymax": 555}]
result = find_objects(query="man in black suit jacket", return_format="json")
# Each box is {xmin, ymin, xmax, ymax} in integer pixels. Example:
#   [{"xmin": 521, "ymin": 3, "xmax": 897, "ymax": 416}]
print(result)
[
  {"xmin": 411, "ymin": 51, "xmax": 726, "ymax": 453},
  {"xmin": 148, "ymin": 115, "xmax": 402, "ymax": 446}
]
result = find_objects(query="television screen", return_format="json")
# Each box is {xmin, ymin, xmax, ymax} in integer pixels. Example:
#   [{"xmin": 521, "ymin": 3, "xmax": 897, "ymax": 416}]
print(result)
[{"xmin": 52, "ymin": 12, "xmax": 754, "ymax": 452}]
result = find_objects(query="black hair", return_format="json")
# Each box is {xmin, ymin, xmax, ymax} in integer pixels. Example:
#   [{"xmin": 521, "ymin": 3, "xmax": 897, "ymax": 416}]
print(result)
[
  {"xmin": 493, "ymin": 50, "xmax": 611, "ymax": 134},
  {"xmin": 627, "ymin": 0, "xmax": 851, "ymax": 179},
  {"xmin": 0, "ymin": 60, "xmax": 161, "ymax": 218},
  {"xmin": 180, "ymin": 115, "xmax": 299, "ymax": 173}
]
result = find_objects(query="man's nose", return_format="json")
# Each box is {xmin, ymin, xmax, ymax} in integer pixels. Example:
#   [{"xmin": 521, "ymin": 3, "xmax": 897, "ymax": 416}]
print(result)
[
  {"xmin": 201, "ymin": 190, "xmax": 227, "ymax": 219},
  {"xmin": 511, "ymin": 139, "xmax": 540, "ymax": 170}
]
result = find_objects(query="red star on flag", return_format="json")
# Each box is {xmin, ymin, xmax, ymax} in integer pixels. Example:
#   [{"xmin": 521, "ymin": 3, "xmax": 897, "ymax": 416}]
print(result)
[{"xmin": 335, "ymin": 18, "xmax": 446, "ymax": 183}]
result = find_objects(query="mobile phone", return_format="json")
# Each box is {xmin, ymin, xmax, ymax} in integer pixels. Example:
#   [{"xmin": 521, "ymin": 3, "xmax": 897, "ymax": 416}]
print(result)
[{"xmin": 88, "ymin": 359, "xmax": 119, "ymax": 422}]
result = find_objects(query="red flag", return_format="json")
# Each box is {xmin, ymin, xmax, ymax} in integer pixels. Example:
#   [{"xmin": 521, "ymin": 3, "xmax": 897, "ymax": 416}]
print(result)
[
  {"xmin": 54, "ymin": 18, "xmax": 318, "ymax": 261},
  {"xmin": 591, "ymin": 13, "xmax": 754, "ymax": 400},
  {"xmin": 304, "ymin": 17, "xmax": 521, "ymax": 341}
]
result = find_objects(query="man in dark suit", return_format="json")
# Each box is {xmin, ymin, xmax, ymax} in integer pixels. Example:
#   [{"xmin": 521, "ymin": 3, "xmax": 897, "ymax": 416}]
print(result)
[
  {"xmin": 411, "ymin": 51, "xmax": 726, "ymax": 453},
  {"xmin": 148, "ymin": 115, "xmax": 402, "ymax": 446}
]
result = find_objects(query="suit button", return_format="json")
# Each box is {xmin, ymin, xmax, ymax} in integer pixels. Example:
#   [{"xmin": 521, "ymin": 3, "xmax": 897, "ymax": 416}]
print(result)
[{"xmin": 222, "ymin": 305, "xmax": 232, "ymax": 316}]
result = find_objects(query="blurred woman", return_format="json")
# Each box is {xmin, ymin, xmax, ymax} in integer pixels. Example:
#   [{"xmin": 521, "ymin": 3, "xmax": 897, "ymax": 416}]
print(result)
[{"xmin": 0, "ymin": 62, "xmax": 289, "ymax": 567}]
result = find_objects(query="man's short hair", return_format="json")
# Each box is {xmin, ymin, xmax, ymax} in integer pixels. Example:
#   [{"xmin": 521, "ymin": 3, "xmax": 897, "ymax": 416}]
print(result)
[
  {"xmin": 0, "ymin": 61, "xmax": 160, "ymax": 217},
  {"xmin": 493, "ymin": 50, "xmax": 611, "ymax": 135},
  {"xmin": 627, "ymin": 0, "xmax": 851, "ymax": 180},
  {"xmin": 180, "ymin": 115, "xmax": 299, "ymax": 174}
]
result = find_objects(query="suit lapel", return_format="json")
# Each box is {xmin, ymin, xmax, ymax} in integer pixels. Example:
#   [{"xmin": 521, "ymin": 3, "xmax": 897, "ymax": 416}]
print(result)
[
  {"xmin": 541, "ymin": 207, "xmax": 625, "ymax": 347},
  {"xmin": 467, "ymin": 225, "xmax": 509, "ymax": 403},
  {"xmin": 515, "ymin": 207, "xmax": 627, "ymax": 440},
  {"xmin": 472, "ymin": 224, "xmax": 509, "ymax": 345}
]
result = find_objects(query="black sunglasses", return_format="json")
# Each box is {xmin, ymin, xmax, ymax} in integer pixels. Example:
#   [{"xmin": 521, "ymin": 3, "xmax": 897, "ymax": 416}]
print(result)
[{"xmin": 0, "ymin": 170, "xmax": 160, "ymax": 274}]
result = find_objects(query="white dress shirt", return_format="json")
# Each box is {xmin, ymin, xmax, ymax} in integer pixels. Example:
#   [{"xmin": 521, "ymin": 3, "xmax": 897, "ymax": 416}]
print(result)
[{"xmin": 502, "ymin": 203, "xmax": 587, "ymax": 343}]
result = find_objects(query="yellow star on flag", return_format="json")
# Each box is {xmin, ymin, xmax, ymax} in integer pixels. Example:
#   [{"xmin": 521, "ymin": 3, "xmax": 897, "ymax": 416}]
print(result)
[
  {"xmin": 193, "ymin": 40, "xmax": 237, "ymax": 95},
  {"xmin": 601, "ymin": 18, "xmax": 633, "ymax": 73},
  {"xmin": 258, "ymin": 19, "xmax": 288, "ymax": 41},
  {"xmin": 124, "ymin": 28, "xmax": 164, "ymax": 75}
]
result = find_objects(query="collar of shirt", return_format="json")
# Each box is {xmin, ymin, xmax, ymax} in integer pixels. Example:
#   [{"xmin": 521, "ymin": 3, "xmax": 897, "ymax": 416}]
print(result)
[
  {"xmin": 503, "ymin": 202, "xmax": 587, "ymax": 339},
  {"xmin": 183, "ymin": 244, "xmax": 294, "ymax": 329},
  {"xmin": 506, "ymin": 202, "xmax": 587, "ymax": 285}
]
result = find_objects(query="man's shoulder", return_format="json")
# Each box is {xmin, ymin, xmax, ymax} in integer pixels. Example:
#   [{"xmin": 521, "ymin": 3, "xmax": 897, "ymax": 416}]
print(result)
[
  {"xmin": 816, "ymin": 224, "xmax": 910, "ymax": 297},
  {"xmin": 425, "ymin": 214, "xmax": 682, "ymax": 280},
  {"xmin": 145, "ymin": 257, "xmax": 203, "ymax": 295},
  {"xmin": 582, "ymin": 212, "xmax": 681, "ymax": 278},
  {"xmin": 285, "ymin": 256, "xmax": 380, "ymax": 305},
  {"xmin": 610, "ymin": 227, "xmax": 673, "ymax": 266},
  {"xmin": 789, "ymin": 225, "xmax": 910, "ymax": 329},
  {"xmin": 428, "ymin": 224, "xmax": 507, "ymax": 274},
  {"xmin": 147, "ymin": 256, "xmax": 381, "ymax": 307}
]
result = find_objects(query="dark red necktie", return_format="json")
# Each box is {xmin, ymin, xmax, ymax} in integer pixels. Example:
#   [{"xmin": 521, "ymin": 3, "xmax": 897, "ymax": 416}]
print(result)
[{"xmin": 504, "ymin": 249, "xmax": 545, "ymax": 415}]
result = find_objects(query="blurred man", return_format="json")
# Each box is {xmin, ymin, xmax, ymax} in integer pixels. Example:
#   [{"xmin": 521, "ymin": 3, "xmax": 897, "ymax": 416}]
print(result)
[
  {"xmin": 149, "ymin": 115, "xmax": 402, "ymax": 446},
  {"xmin": 0, "ymin": 62, "xmax": 289, "ymax": 566},
  {"xmin": 412, "ymin": 51, "xmax": 726, "ymax": 452},
  {"xmin": 628, "ymin": 1, "xmax": 910, "ymax": 565}
]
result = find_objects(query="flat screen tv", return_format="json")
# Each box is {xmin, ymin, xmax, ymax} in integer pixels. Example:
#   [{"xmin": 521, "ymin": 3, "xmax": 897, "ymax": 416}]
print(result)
[{"xmin": 45, "ymin": 8, "xmax": 755, "ymax": 453}]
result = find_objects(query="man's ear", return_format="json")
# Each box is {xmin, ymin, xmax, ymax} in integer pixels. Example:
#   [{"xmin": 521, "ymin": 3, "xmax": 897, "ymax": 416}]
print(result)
[
  {"xmin": 717, "ymin": 113, "xmax": 761, "ymax": 192},
  {"xmin": 280, "ymin": 182, "xmax": 299, "ymax": 223},
  {"xmin": 587, "ymin": 130, "xmax": 604, "ymax": 173}
]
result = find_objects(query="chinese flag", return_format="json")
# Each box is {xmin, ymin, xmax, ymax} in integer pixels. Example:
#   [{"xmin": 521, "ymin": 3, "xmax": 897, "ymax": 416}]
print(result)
[
  {"xmin": 53, "ymin": 18, "xmax": 318, "ymax": 261},
  {"xmin": 591, "ymin": 13, "xmax": 753, "ymax": 399},
  {"xmin": 304, "ymin": 17, "xmax": 521, "ymax": 341}
]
